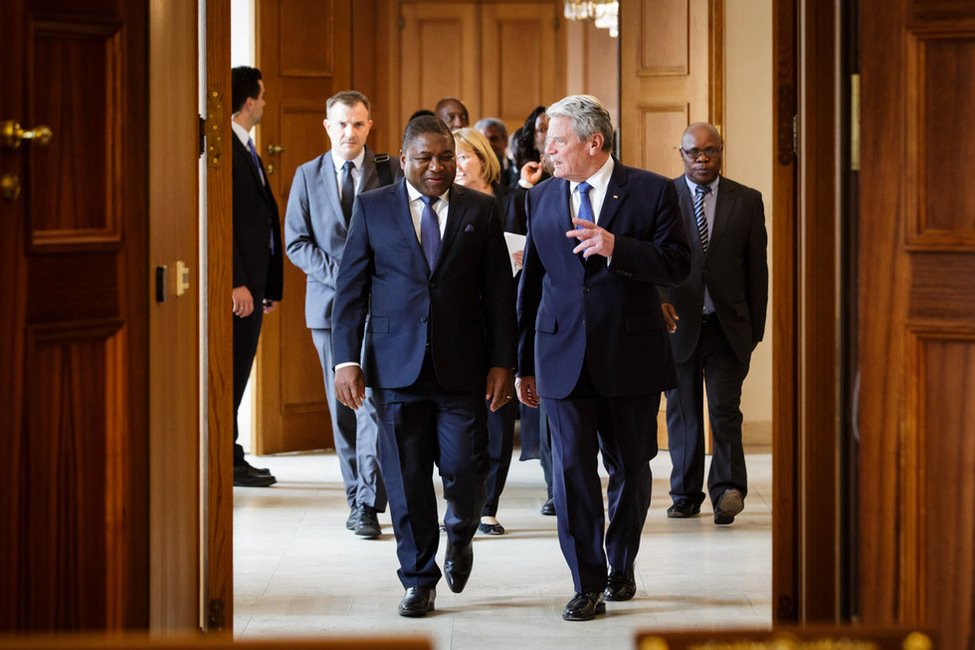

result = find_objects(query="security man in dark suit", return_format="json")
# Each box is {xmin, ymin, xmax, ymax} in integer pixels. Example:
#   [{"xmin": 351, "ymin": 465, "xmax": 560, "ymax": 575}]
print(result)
[
  {"xmin": 332, "ymin": 116, "xmax": 516, "ymax": 618},
  {"xmin": 661, "ymin": 122, "xmax": 769, "ymax": 526},
  {"xmin": 516, "ymin": 95, "xmax": 691, "ymax": 621},
  {"xmin": 230, "ymin": 66, "xmax": 283, "ymax": 488}
]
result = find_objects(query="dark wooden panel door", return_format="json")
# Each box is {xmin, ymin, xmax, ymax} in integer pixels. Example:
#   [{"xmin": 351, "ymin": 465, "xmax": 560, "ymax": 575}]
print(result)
[
  {"xmin": 859, "ymin": 1, "xmax": 975, "ymax": 647},
  {"xmin": 0, "ymin": 0, "xmax": 149, "ymax": 631},
  {"xmin": 253, "ymin": 0, "xmax": 353, "ymax": 454}
]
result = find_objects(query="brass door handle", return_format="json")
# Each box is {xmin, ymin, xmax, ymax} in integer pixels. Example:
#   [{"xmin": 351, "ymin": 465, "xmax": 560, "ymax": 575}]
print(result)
[
  {"xmin": 2, "ymin": 173, "xmax": 21, "ymax": 201},
  {"xmin": 2, "ymin": 120, "xmax": 53, "ymax": 148},
  {"xmin": 266, "ymin": 143, "xmax": 285, "ymax": 156}
]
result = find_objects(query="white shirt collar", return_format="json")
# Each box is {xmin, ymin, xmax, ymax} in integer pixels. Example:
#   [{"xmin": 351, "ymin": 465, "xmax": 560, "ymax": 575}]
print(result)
[
  {"xmin": 406, "ymin": 181, "xmax": 450, "ymax": 206},
  {"xmin": 330, "ymin": 148, "xmax": 367, "ymax": 173},
  {"xmin": 684, "ymin": 174, "xmax": 720, "ymax": 195},
  {"xmin": 231, "ymin": 119, "xmax": 252, "ymax": 148},
  {"xmin": 569, "ymin": 155, "xmax": 615, "ymax": 194}
]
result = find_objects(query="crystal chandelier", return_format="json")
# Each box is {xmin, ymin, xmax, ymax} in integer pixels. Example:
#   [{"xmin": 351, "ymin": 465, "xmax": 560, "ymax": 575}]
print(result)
[{"xmin": 563, "ymin": 1, "xmax": 619, "ymax": 38}]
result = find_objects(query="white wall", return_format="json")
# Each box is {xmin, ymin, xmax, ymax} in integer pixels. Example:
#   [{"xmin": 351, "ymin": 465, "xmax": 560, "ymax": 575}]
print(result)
[{"xmin": 725, "ymin": 0, "xmax": 774, "ymax": 442}]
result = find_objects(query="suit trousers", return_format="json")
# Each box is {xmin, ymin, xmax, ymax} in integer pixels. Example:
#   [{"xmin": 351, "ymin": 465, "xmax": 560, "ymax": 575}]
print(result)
[
  {"xmin": 482, "ymin": 397, "xmax": 516, "ymax": 517},
  {"xmin": 233, "ymin": 308, "xmax": 264, "ymax": 466},
  {"xmin": 311, "ymin": 328, "xmax": 386, "ymax": 511},
  {"xmin": 666, "ymin": 318, "xmax": 750, "ymax": 507},
  {"xmin": 543, "ymin": 361, "xmax": 660, "ymax": 593},
  {"xmin": 373, "ymin": 354, "xmax": 489, "ymax": 589}
]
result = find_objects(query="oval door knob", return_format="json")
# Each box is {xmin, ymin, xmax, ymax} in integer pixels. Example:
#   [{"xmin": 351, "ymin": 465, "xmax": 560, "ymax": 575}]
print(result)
[
  {"xmin": 2, "ymin": 120, "xmax": 53, "ymax": 148},
  {"xmin": 2, "ymin": 173, "xmax": 21, "ymax": 201},
  {"xmin": 266, "ymin": 143, "xmax": 285, "ymax": 156}
]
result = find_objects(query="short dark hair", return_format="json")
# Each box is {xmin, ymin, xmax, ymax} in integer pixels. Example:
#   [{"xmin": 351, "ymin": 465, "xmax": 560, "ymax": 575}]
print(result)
[
  {"xmin": 231, "ymin": 66, "xmax": 262, "ymax": 114},
  {"xmin": 402, "ymin": 115, "xmax": 452, "ymax": 151},
  {"xmin": 409, "ymin": 109, "xmax": 436, "ymax": 121},
  {"xmin": 327, "ymin": 90, "xmax": 371, "ymax": 118}
]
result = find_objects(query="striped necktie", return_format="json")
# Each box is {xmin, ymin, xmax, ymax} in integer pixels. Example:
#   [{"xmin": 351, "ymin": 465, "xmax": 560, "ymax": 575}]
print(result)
[{"xmin": 694, "ymin": 183, "xmax": 711, "ymax": 255}]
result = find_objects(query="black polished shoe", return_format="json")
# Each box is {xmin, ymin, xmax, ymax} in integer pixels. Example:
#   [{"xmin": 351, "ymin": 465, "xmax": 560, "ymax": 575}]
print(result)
[
  {"xmin": 443, "ymin": 542, "xmax": 473, "ymax": 593},
  {"xmin": 478, "ymin": 522, "xmax": 505, "ymax": 535},
  {"xmin": 561, "ymin": 591, "xmax": 606, "ymax": 621},
  {"xmin": 355, "ymin": 504, "xmax": 381, "ymax": 538},
  {"xmin": 243, "ymin": 460, "xmax": 272, "ymax": 476},
  {"xmin": 398, "ymin": 586, "xmax": 436, "ymax": 617},
  {"xmin": 667, "ymin": 497, "xmax": 701, "ymax": 518},
  {"xmin": 233, "ymin": 464, "xmax": 276, "ymax": 487},
  {"xmin": 714, "ymin": 488, "xmax": 745, "ymax": 525},
  {"xmin": 346, "ymin": 505, "xmax": 358, "ymax": 531},
  {"xmin": 540, "ymin": 496, "xmax": 556, "ymax": 516},
  {"xmin": 604, "ymin": 566, "xmax": 636, "ymax": 601}
]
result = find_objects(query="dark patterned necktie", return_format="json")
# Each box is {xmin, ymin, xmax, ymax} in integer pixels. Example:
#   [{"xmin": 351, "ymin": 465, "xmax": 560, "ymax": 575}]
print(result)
[
  {"xmin": 246, "ymin": 137, "xmax": 264, "ymax": 185},
  {"xmin": 577, "ymin": 181, "xmax": 594, "ymax": 223},
  {"xmin": 694, "ymin": 183, "xmax": 711, "ymax": 255},
  {"xmin": 420, "ymin": 195, "xmax": 440, "ymax": 272},
  {"xmin": 341, "ymin": 160, "xmax": 355, "ymax": 225}
]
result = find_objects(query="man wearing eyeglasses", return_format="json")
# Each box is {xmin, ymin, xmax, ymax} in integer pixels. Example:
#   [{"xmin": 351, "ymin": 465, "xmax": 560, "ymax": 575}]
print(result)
[{"xmin": 660, "ymin": 122, "xmax": 769, "ymax": 526}]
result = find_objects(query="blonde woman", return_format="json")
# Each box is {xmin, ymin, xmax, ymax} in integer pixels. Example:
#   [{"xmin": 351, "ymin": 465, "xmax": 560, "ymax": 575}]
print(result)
[{"xmin": 452, "ymin": 127, "xmax": 528, "ymax": 535}]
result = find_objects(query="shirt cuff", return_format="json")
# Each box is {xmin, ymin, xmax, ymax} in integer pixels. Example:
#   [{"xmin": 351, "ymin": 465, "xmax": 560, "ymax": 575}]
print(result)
[{"xmin": 334, "ymin": 362, "xmax": 360, "ymax": 371}]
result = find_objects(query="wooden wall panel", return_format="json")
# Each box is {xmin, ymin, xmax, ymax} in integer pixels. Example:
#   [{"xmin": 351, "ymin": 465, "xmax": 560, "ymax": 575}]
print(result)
[
  {"xmin": 912, "ymin": 31, "xmax": 975, "ymax": 241},
  {"xmin": 639, "ymin": 105, "xmax": 687, "ymax": 178},
  {"xmin": 914, "ymin": 334, "xmax": 975, "ymax": 644},
  {"xmin": 639, "ymin": 0, "xmax": 689, "ymax": 75},
  {"xmin": 279, "ymin": 0, "xmax": 335, "ymax": 75}
]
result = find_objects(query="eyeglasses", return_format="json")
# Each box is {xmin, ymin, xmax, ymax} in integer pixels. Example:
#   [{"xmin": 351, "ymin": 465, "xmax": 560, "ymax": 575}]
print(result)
[{"xmin": 680, "ymin": 146, "xmax": 723, "ymax": 159}]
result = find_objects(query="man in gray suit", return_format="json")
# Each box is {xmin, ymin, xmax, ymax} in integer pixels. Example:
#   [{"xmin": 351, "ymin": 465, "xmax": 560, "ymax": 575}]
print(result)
[
  {"xmin": 661, "ymin": 122, "xmax": 768, "ymax": 526},
  {"xmin": 285, "ymin": 90, "xmax": 399, "ymax": 538}
]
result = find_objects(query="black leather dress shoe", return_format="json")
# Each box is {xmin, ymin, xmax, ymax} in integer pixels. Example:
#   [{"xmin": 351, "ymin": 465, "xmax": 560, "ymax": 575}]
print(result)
[
  {"xmin": 399, "ymin": 586, "xmax": 435, "ymax": 617},
  {"xmin": 243, "ymin": 461, "xmax": 272, "ymax": 476},
  {"xmin": 667, "ymin": 497, "xmax": 701, "ymax": 518},
  {"xmin": 540, "ymin": 496, "xmax": 556, "ymax": 516},
  {"xmin": 443, "ymin": 542, "xmax": 473, "ymax": 593},
  {"xmin": 346, "ymin": 505, "xmax": 358, "ymax": 531},
  {"xmin": 355, "ymin": 505, "xmax": 381, "ymax": 538},
  {"xmin": 561, "ymin": 592, "xmax": 605, "ymax": 621},
  {"xmin": 233, "ymin": 464, "xmax": 276, "ymax": 487},
  {"xmin": 478, "ymin": 522, "xmax": 505, "ymax": 535},
  {"xmin": 714, "ymin": 488, "xmax": 745, "ymax": 525},
  {"xmin": 604, "ymin": 566, "xmax": 636, "ymax": 601}
]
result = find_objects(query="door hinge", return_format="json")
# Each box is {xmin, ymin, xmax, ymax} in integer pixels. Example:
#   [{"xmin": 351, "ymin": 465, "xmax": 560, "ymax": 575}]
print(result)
[
  {"xmin": 203, "ymin": 86, "xmax": 225, "ymax": 168},
  {"xmin": 208, "ymin": 598, "xmax": 226, "ymax": 629}
]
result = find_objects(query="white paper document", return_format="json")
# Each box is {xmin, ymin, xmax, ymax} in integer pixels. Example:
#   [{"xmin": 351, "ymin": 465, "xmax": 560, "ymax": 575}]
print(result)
[{"xmin": 503, "ymin": 232, "xmax": 527, "ymax": 277}]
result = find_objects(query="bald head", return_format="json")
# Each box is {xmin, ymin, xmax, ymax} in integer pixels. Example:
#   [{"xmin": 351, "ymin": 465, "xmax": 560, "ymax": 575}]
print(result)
[
  {"xmin": 679, "ymin": 122, "xmax": 723, "ymax": 185},
  {"xmin": 435, "ymin": 97, "xmax": 469, "ymax": 130}
]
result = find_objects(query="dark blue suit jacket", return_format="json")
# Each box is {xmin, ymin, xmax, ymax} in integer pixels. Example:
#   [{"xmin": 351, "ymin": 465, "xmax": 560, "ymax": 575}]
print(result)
[
  {"xmin": 517, "ymin": 158, "xmax": 691, "ymax": 399},
  {"xmin": 332, "ymin": 180, "xmax": 517, "ymax": 392}
]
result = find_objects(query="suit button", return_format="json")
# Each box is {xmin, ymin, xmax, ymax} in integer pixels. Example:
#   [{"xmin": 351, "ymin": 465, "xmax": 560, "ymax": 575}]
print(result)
[
  {"xmin": 429, "ymin": 282, "xmax": 436, "ymax": 288},
  {"xmin": 421, "ymin": 316, "xmax": 428, "ymax": 323},
  {"xmin": 584, "ymin": 286, "xmax": 591, "ymax": 293}
]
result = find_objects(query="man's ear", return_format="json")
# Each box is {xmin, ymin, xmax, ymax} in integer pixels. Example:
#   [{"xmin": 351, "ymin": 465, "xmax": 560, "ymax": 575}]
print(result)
[{"xmin": 589, "ymin": 133, "xmax": 604, "ymax": 155}]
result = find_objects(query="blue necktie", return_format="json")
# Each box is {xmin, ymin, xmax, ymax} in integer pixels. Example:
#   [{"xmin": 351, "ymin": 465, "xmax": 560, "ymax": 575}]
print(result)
[
  {"xmin": 246, "ymin": 137, "xmax": 264, "ymax": 185},
  {"xmin": 577, "ymin": 181, "xmax": 594, "ymax": 223},
  {"xmin": 420, "ymin": 195, "xmax": 440, "ymax": 272},
  {"xmin": 341, "ymin": 160, "xmax": 355, "ymax": 225},
  {"xmin": 694, "ymin": 183, "xmax": 711, "ymax": 255}
]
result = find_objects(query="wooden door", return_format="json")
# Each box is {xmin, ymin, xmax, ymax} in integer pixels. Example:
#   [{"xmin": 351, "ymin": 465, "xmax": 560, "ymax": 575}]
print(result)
[
  {"xmin": 619, "ymin": 0, "xmax": 721, "ymax": 176},
  {"xmin": 253, "ymin": 0, "xmax": 353, "ymax": 454},
  {"xmin": 399, "ymin": 3, "xmax": 479, "ymax": 126},
  {"xmin": 618, "ymin": 0, "xmax": 722, "ymax": 451},
  {"xmin": 858, "ymin": 1, "xmax": 975, "ymax": 647},
  {"xmin": 0, "ymin": 0, "xmax": 149, "ymax": 631},
  {"xmin": 480, "ymin": 3, "xmax": 563, "ymax": 135}
]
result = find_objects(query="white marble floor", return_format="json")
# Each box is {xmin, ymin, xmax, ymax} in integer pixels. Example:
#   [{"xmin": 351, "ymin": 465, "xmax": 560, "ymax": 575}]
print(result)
[{"xmin": 234, "ymin": 449, "xmax": 772, "ymax": 648}]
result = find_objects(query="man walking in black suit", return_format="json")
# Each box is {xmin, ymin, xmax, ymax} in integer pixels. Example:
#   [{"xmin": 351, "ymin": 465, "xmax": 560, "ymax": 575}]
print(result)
[
  {"xmin": 516, "ymin": 95, "xmax": 691, "ymax": 621},
  {"xmin": 332, "ymin": 116, "xmax": 516, "ymax": 617},
  {"xmin": 285, "ymin": 91, "xmax": 399, "ymax": 538},
  {"xmin": 230, "ymin": 66, "xmax": 283, "ymax": 488},
  {"xmin": 661, "ymin": 122, "xmax": 769, "ymax": 525}
]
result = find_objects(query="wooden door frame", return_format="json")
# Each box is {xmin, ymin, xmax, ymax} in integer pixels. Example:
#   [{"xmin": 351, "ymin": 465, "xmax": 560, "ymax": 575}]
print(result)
[{"xmin": 772, "ymin": 0, "xmax": 849, "ymax": 623}]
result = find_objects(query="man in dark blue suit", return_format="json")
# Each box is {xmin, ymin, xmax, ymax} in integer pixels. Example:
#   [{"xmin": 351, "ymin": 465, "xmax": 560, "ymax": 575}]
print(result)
[
  {"xmin": 332, "ymin": 116, "xmax": 516, "ymax": 617},
  {"xmin": 516, "ymin": 95, "xmax": 691, "ymax": 621}
]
